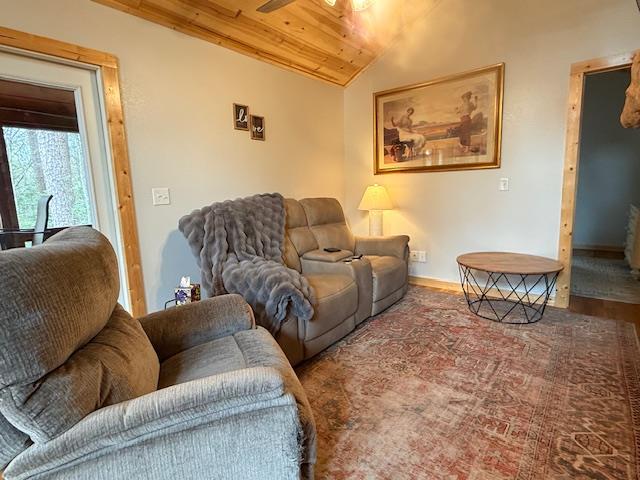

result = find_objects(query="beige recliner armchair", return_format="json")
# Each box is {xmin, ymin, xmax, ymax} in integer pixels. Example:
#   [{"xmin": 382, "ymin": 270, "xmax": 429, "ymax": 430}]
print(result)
[
  {"xmin": 278, "ymin": 197, "xmax": 409, "ymax": 365},
  {"xmin": 0, "ymin": 227, "xmax": 316, "ymax": 480}
]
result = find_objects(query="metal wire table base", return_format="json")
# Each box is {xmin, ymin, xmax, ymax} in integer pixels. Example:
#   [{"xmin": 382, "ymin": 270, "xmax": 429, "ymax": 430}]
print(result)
[{"xmin": 457, "ymin": 264, "xmax": 559, "ymax": 324}]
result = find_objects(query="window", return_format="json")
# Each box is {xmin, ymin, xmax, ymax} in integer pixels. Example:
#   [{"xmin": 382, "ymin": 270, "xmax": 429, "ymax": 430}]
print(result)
[
  {"xmin": 0, "ymin": 78, "xmax": 93, "ymax": 234},
  {"xmin": 3, "ymin": 127, "xmax": 92, "ymax": 229}
]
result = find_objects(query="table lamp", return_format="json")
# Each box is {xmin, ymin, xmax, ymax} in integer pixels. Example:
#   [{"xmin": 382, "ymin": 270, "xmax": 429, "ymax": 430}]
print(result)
[{"xmin": 358, "ymin": 184, "xmax": 392, "ymax": 236}]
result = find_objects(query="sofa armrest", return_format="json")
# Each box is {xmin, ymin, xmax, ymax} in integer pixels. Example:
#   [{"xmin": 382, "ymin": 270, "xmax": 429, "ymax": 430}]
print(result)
[
  {"xmin": 139, "ymin": 294, "xmax": 255, "ymax": 361},
  {"xmin": 301, "ymin": 258, "xmax": 358, "ymax": 277},
  {"xmin": 5, "ymin": 367, "xmax": 293, "ymax": 480},
  {"xmin": 302, "ymin": 249, "xmax": 353, "ymax": 263},
  {"xmin": 355, "ymin": 235, "xmax": 410, "ymax": 260}
]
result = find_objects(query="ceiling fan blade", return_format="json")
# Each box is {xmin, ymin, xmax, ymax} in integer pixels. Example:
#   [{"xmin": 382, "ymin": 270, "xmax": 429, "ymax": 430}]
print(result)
[{"xmin": 256, "ymin": 0, "xmax": 296, "ymax": 13}]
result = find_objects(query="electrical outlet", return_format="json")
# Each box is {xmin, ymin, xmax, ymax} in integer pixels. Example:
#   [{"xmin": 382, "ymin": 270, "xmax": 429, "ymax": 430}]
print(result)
[
  {"xmin": 409, "ymin": 262, "xmax": 419, "ymax": 275},
  {"xmin": 409, "ymin": 250, "xmax": 427, "ymax": 263},
  {"xmin": 152, "ymin": 187, "xmax": 171, "ymax": 206},
  {"xmin": 499, "ymin": 177, "xmax": 509, "ymax": 191}
]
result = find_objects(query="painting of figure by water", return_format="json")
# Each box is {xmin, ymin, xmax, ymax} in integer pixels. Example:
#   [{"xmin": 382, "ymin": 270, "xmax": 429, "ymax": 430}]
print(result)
[{"xmin": 374, "ymin": 64, "xmax": 504, "ymax": 174}]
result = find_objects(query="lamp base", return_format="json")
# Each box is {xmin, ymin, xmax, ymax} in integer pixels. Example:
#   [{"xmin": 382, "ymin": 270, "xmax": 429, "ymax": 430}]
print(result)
[{"xmin": 369, "ymin": 210, "xmax": 383, "ymax": 236}]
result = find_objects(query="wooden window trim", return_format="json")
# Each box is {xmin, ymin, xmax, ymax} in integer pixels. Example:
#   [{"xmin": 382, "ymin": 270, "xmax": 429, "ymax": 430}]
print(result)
[
  {"xmin": 0, "ymin": 26, "xmax": 146, "ymax": 317},
  {"xmin": 0, "ymin": 127, "xmax": 19, "ymax": 229},
  {"xmin": 555, "ymin": 50, "xmax": 638, "ymax": 308}
]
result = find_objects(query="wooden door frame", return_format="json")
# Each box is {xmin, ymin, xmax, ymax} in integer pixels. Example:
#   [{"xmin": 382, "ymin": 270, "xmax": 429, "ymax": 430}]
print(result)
[
  {"xmin": 555, "ymin": 50, "xmax": 638, "ymax": 308},
  {"xmin": 0, "ymin": 26, "xmax": 146, "ymax": 316}
]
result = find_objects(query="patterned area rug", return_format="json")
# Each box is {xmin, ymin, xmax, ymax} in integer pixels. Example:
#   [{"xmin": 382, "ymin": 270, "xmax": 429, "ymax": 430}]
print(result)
[
  {"xmin": 571, "ymin": 256, "xmax": 640, "ymax": 304},
  {"xmin": 297, "ymin": 286, "xmax": 640, "ymax": 479}
]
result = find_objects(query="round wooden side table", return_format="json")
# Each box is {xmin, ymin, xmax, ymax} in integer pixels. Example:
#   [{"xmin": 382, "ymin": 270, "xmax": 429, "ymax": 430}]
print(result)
[{"xmin": 456, "ymin": 252, "xmax": 564, "ymax": 324}]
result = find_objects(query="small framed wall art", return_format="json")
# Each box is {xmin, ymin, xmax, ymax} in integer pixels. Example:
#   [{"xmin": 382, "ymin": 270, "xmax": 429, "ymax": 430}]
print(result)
[
  {"xmin": 233, "ymin": 103, "xmax": 249, "ymax": 130},
  {"xmin": 250, "ymin": 115, "xmax": 265, "ymax": 141}
]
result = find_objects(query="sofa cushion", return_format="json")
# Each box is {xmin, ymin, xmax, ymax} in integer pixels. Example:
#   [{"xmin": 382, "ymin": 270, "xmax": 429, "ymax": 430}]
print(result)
[
  {"xmin": 366, "ymin": 255, "xmax": 408, "ymax": 302},
  {"xmin": 159, "ymin": 327, "xmax": 301, "ymax": 389},
  {"xmin": 0, "ymin": 304, "xmax": 160, "ymax": 442},
  {"xmin": 309, "ymin": 223, "xmax": 354, "ymax": 252},
  {"xmin": 300, "ymin": 198, "xmax": 346, "ymax": 226},
  {"xmin": 285, "ymin": 199, "xmax": 318, "ymax": 257},
  {"xmin": 159, "ymin": 335, "xmax": 246, "ymax": 388},
  {"xmin": 283, "ymin": 235, "xmax": 302, "ymax": 272},
  {"xmin": 0, "ymin": 227, "xmax": 120, "ymax": 390},
  {"xmin": 0, "ymin": 228, "xmax": 159, "ymax": 443},
  {"xmin": 305, "ymin": 274, "xmax": 357, "ymax": 341},
  {"xmin": 0, "ymin": 413, "xmax": 31, "ymax": 469},
  {"xmin": 285, "ymin": 198, "xmax": 309, "ymax": 228},
  {"xmin": 300, "ymin": 198, "xmax": 355, "ymax": 252}
]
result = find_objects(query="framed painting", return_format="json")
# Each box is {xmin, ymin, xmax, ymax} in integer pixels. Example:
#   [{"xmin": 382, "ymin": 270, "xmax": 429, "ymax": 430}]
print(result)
[{"xmin": 374, "ymin": 63, "xmax": 504, "ymax": 174}]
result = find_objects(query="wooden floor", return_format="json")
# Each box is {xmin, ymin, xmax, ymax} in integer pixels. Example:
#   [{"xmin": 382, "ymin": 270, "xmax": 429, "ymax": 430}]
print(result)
[
  {"xmin": 416, "ymin": 281, "xmax": 640, "ymax": 337},
  {"xmin": 569, "ymin": 295, "xmax": 640, "ymax": 338},
  {"xmin": 569, "ymin": 247, "xmax": 640, "ymax": 337}
]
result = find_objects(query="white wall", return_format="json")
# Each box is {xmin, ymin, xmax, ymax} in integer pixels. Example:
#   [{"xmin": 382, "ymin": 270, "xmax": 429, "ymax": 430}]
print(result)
[
  {"xmin": 1, "ymin": 0, "xmax": 345, "ymax": 311},
  {"xmin": 343, "ymin": 0, "xmax": 640, "ymax": 282},
  {"xmin": 573, "ymin": 69, "xmax": 640, "ymax": 249},
  {"xmin": 3, "ymin": 0, "xmax": 639, "ymax": 306}
]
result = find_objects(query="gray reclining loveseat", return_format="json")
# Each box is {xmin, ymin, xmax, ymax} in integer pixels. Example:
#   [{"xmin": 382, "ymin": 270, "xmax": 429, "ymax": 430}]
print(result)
[{"xmin": 277, "ymin": 197, "xmax": 409, "ymax": 365}]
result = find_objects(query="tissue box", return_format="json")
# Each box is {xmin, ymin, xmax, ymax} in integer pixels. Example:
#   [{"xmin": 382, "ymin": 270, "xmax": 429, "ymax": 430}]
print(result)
[{"xmin": 174, "ymin": 283, "xmax": 201, "ymax": 306}]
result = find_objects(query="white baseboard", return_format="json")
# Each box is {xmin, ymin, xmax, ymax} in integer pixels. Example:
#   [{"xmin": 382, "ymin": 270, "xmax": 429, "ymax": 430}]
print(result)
[
  {"xmin": 409, "ymin": 275, "xmax": 558, "ymax": 307},
  {"xmin": 409, "ymin": 275, "xmax": 462, "ymax": 292}
]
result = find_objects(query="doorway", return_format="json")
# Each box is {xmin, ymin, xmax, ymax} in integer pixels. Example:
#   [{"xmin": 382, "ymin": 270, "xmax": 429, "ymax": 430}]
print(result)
[
  {"xmin": 0, "ymin": 27, "xmax": 145, "ymax": 316},
  {"xmin": 556, "ymin": 51, "xmax": 638, "ymax": 309},
  {"xmin": 570, "ymin": 68, "xmax": 640, "ymax": 307}
]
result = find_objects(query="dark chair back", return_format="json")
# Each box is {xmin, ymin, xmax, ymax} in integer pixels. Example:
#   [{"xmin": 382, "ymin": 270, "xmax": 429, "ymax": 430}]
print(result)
[{"xmin": 32, "ymin": 195, "xmax": 53, "ymax": 246}]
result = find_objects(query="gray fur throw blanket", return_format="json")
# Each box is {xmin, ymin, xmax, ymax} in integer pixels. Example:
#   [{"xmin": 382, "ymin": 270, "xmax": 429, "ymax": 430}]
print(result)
[{"xmin": 178, "ymin": 193, "xmax": 314, "ymax": 335}]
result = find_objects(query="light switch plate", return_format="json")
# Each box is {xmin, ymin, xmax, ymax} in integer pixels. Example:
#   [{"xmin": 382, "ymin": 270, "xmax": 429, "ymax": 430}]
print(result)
[
  {"xmin": 499, "ymin": 177, "xmax": 509, "ymax": 191},
  {"xmin": 152, "ymin": 187, "xmax": 170, "ymax": 205}
]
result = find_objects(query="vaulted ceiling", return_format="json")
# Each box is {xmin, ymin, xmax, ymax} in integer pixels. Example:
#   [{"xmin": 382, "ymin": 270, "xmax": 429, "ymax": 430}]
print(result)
[{"xmin": 91, "ymin": 0, "xmax": 436, "ymax": 86}]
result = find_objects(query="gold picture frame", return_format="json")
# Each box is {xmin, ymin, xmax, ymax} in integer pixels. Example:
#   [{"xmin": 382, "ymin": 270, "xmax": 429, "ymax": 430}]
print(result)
[{"xmin": 374, "ymin": 63, "xmax": 504, "ymax": 174}]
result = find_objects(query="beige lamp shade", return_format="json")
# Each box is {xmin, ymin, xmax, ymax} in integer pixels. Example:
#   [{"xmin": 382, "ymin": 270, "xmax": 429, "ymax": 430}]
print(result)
[{"xmin": 358, "ymin": 184, "xmax": 393, "ymax": 211}]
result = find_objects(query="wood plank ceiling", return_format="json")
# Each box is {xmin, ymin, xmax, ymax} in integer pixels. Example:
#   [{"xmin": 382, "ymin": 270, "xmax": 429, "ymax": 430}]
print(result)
[{"xmin": 91, "ymin": 0, "xmax": 435, "ymax": 86}]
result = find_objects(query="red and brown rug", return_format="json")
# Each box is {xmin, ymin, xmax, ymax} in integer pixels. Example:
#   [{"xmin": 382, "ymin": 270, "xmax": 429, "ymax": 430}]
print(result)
[{"xmin": 296, "ymin": 286, "xmax": 640, "ymax": 479}]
